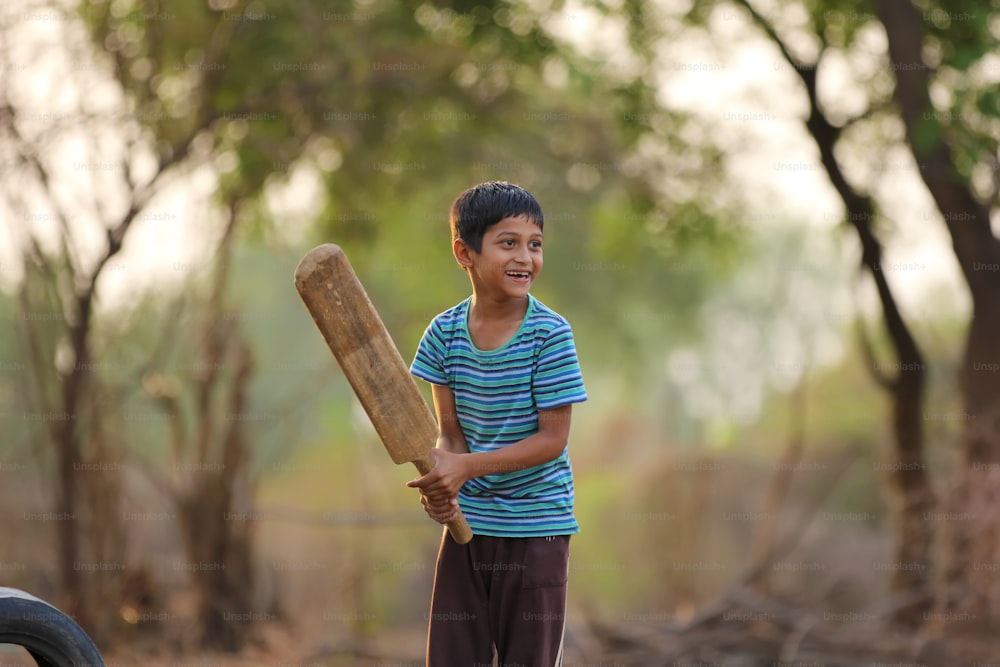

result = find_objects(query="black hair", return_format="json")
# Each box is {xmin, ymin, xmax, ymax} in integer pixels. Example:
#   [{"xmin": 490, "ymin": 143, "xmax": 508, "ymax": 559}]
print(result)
[{"xmin": 449, "ymin": 181, "xmax": 544, "ymax": 253}]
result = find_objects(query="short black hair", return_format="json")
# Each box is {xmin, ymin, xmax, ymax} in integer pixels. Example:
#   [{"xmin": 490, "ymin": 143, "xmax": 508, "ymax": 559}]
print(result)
[{"xmin": 450, "ymin": 181, "xmax": 544, "ymax": 253}]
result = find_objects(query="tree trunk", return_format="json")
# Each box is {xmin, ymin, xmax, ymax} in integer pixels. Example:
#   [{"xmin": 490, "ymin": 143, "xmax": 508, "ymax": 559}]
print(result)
[
  {"xmin": 54, "ymin": 415, "xmax": 85, "ymax": 627},
  {"xmin": 178, "ymin": 476, "xmax": 254, "ymax": 651},
  {"xmin": 175, "ymin": 211, "xmax": 258, "ymax": 650},
  {"xmin": 941, "ymin": 299, "xmax": 1000, "ymax": 628},
  {"xmin": 875, "ymin": 0, "xmax": 1000, "ymax": 631},
  {"xmin": 55, "ymin": 307, "xmax": 95, "ymax": 631},
  {"xmin": 178, "ymin": 336, "xmax": 255, "ymax": 651},
  {"xmin": 886, "ymin": 348, "xmax": 935, "ymax": 623}
]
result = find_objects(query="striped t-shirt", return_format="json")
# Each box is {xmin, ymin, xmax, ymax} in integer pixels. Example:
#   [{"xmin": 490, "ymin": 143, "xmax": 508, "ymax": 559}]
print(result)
[{"xmin": 410, "ymin": 294, "xmax": 587, "ymax": 537}]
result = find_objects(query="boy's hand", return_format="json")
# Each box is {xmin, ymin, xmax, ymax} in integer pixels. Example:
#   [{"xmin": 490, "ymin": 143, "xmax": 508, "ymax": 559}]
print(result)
[
  {"xmin": 419, "ymin": 493, "xmax": 460, "ymax": 524},
  {"xmin": 407, "ymin": 448, "xmax": 470, "ymax": 500}
]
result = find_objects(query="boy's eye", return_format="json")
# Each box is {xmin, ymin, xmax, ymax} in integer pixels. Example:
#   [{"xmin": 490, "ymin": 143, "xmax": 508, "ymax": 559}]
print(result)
[
  {"xmin": 502, "ymin": 239, "xmax": 515, "ymax": 247},
  {"xmin": 530, "ymin": 240, "xmax": 542, "ymax": 249}
]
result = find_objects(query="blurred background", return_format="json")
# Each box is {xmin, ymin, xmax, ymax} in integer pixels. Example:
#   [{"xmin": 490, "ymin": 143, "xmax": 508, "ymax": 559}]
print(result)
[{"xmin": 0, "ymin": 0, "xmax": 998, "ymax": 665}]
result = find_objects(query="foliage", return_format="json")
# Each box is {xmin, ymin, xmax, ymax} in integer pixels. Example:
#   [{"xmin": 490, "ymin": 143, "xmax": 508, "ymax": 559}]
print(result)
[{"xmin": 73, "ymin": 0, "xmax": 747, "ymax": 383}]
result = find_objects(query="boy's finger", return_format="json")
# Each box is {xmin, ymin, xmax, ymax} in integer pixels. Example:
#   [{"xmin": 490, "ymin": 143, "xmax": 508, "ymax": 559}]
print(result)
[
  {"xmin": 406, "ymin": 469, "xmax": 445, "ymax": 489},
  {"xmin": 415, "ymin": 480, "xmax": 443, "ymax": 495},
  {"xmin": 406, "ymin": 476, "xmax": 430, "ymax": 489}
]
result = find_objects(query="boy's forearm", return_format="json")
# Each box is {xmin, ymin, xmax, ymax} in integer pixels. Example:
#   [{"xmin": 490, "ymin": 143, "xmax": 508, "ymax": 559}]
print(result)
[
  {"xmin": 463, "ymin": 431, "xmax": 566, "ymax": 479},
  {"xmin": 437, "ymin": 434, "xmax": 469, "ymax": 455}
]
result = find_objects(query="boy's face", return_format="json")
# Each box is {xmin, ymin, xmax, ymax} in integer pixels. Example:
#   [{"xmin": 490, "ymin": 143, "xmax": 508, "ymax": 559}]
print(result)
[{"xmin": 455, "ymin": 214, "xmax": 543, "ymax": 300}]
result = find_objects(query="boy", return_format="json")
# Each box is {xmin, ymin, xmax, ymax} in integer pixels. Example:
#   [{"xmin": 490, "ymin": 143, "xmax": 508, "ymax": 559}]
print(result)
[{"xmin": 406, "ymin": 181, "xmax": 587, "ymax": 666}]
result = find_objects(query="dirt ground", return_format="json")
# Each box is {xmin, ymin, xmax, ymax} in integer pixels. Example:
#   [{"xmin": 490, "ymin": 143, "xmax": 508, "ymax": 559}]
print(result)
[
  {"xmin": 0, "ymin": 622, "xmax": 429, "ymax": 667},
  {"xmin": 0, "ymin": 620, "xmax": 620, "ymax": 667}
]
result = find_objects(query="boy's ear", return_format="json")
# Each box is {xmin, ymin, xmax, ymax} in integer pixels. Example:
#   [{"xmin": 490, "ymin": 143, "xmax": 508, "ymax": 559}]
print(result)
[{"xmin": 453, "ymin": 237, "xmax": 475, "ymax": 269}]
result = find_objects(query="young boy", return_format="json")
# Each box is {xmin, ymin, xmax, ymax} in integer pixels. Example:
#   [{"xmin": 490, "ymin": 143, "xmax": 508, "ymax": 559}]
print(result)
[{"xmin": 406, "ymin": 181, "xmax": 587, "ymax": 666}]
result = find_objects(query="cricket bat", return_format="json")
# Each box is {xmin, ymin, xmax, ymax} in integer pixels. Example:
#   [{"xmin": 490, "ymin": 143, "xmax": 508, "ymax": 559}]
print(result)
[{"xmin": 294, "ymin": 244, "xmax": 473, "ymax": 544}]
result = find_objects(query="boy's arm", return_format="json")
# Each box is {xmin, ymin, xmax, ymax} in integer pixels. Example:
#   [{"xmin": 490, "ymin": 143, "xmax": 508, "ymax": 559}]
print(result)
[
  {"xmin": 411, "ymin": 383, "xmax": 468, "ymax": 524},
  {"xmin": 408, "ymin": 403, "xmax": 573, "ymax": 500},
  {"xmin": 430, "ymin": 383, "xmax": 469, "ymax": 455}
]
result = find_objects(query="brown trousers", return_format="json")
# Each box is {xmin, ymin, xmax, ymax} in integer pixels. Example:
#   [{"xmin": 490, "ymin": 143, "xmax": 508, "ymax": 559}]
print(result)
[{"xmin": 426, "ymin": 531, "xmax": 570, "ymax": 667}]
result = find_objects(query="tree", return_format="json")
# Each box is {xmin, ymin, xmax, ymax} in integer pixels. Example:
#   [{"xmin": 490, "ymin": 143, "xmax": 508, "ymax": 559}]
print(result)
[
  {"xmin": 674, "ymin": 0, "xmax": 998, "ymax": 629},
  {"xmin": 0, "ymin": 3, "xmax": 186, "ymax": 636},
  {"xmin": 718, "ymin": 0, "xmax": 938, "ymax": 626},
  {"xmin": 0, "ymin": 0, "xmax": 256, "ymax": 643},
  {"xmin": 127, "ymin": 207, "xmax": 261, "ymax": 650},
  {"xmin": 874, "ymin": 0, "xmax": 1000, "ymax": 628}
]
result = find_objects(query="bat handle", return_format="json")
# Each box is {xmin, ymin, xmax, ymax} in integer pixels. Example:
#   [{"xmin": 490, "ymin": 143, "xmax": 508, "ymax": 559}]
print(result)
[
  {"xmin": 445, "ymin": 511, "xmax": 474, "ymax": 545},
  {"xmin": 413, "ymin": 453, "xmax": 474, "ymax": 545}
]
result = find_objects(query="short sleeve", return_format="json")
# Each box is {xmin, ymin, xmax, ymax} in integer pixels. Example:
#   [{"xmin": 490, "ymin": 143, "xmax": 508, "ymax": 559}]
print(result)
[
  {"xmin": 410, "ymin": 318, "xmax": 449, "ymax": 386},
  {"xmin": 533, "ymin": 322, "xmax": 587, "ymax": 410}
]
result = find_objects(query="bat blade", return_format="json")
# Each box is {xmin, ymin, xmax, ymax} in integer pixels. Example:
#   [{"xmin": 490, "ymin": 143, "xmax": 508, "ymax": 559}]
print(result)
[{"xmin": 294, "ymin": 244, "xmax": 472, "ymax": 544}]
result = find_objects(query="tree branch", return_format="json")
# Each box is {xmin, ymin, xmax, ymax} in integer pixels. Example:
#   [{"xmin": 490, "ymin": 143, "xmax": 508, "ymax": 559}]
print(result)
[
  {"xmin": 854, "ymin": 303, "xmax": 896, "ymax": 391},
  {"xmin": 731, "ymin": 0, "xmax": 822, "ymax": 111}
]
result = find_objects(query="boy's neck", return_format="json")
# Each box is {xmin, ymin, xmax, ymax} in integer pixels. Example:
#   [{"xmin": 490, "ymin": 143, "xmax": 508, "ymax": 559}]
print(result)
[{"xmin": 468, "ymin": 291, "xmax": 530, "ymax": 321}]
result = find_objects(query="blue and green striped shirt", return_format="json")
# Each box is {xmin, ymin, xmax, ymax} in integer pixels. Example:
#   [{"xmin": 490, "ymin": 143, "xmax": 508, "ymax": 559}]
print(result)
[{"xmin": 410, "ymin": 294, "xmax": 587, "ymax": 537}]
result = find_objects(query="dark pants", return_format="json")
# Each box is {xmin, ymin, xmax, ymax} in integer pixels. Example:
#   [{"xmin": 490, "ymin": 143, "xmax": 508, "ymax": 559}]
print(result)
[{"xmin": 426, "ymin": 531, "xmax": 570, "ymax": 667}]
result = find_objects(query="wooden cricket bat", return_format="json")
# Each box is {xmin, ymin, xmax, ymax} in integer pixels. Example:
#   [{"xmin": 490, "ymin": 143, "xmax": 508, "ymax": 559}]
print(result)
[{"xmin": 294, "ymin": 244, "xmax": 473, "ymax": 544}]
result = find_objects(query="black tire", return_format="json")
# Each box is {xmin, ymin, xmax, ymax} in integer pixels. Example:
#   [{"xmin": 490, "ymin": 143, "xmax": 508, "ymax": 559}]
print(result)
[{"xmin": 0, "ymin": 587, "xmax": 105, "ymax": 667}]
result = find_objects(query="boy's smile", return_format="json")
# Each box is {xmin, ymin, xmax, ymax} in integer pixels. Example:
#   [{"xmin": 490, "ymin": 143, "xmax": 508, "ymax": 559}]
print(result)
[{"xmin": 456, "ymin": 214, "xmax": 543, "ymax": 301}]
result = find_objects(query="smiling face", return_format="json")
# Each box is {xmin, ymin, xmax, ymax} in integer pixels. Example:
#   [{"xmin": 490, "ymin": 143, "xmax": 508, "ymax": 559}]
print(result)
[{"xmin": 454, "ymin": 214, "xmax": 543, "ymax": 302}]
